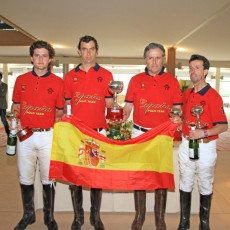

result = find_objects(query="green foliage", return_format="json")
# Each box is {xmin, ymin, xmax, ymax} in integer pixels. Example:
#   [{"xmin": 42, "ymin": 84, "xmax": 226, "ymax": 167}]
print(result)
[
  {"xmin": 106, "ymin": 120, "xmax": 133, "ymax": 140},
  {"xmin": 179, "ymin": 79, "xmax": 190, "ymax": 92}
]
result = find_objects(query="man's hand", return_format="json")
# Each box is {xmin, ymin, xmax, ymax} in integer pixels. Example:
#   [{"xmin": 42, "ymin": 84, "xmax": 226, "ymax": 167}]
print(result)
[{"xmin": 122, "ymin": 103, "xmax": 133, "ymax": 122}]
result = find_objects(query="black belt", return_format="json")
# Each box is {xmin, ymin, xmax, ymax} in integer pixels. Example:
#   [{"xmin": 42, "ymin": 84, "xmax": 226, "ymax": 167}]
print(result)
[
  {"xmin": 94, "ymin": 128, "xmax": 103, "ymax": 132},
  {"xmin": 31, "ymin": 128, "xmax": 52, "ymax": 132},
  {"xmin": 133, "ymin": 124, "xmax": 150, "ymax": 132}
]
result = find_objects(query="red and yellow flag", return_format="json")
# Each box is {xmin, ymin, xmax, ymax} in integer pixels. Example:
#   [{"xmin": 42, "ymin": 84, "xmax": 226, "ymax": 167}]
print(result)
[{"xmin": 49, "ymin": 116, "xmax": 178, "ymax": 190}]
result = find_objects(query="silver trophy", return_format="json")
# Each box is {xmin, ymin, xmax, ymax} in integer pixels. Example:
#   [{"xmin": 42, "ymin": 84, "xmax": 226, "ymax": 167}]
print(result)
[
  {"xmin": 106, "ymin": 81, "xmax": 124, "ymax": 121},
  {"xmin": 191, "ymin": 106, "xmax": 204, "ymax": 128},
  {"xmin": 6, "ymin": 111, "xmax": 33, "ymax": 142},
  {"xmin": 108, "ymin": 81, "xmax": 124, "ymax": 109},
  {"xmin": 169, "ymin": 108, "xmax": 182, "ymax": 117}
]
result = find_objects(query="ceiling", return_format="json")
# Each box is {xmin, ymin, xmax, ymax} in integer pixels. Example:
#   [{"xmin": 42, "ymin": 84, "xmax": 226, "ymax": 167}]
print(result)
[{"xmin": 1, "ymin": 0, "xmax": 230, "ymax": 65}]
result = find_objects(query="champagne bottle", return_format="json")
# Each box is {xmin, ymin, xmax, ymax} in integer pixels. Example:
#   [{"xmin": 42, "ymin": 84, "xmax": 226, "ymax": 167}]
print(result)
[
  {"xmin": 6, "ymin": 119, "xmax": 17, "ymax": 156},
  {"xmin": 189, "ymin": 124, "xmax": 199, "ymax": 160}
]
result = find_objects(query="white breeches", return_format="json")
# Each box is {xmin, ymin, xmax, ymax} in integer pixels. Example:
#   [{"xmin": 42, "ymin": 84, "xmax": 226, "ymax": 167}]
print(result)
[
  {"xmin": 178, "ymin": 136, "xmax": 217, "ymax": 195},
  {"xmin": 17, "ymin": 130, "xmax": 54, "ymax": 185}
]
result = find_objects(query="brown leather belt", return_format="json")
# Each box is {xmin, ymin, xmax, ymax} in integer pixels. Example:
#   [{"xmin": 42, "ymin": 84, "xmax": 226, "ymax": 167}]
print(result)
[
  {"xmin": 182, "ymin": 134, "xmax": 210, "ymax": 143},
  {"xmin": 31, "ymin": 128, "xmax": 52, "ymax": 132}
]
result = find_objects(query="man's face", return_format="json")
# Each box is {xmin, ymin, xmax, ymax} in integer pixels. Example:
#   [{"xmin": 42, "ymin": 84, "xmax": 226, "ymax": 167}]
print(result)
[
  {"xmin": 78, "ymin": 41, "xmax": 98, "ymax": 65},
  {"xmin": 145, "ymin": 47, "xmax": 164, "ymax": 76},
  {"xmin": 189, "ymin": 60, "xmax": 208, "ymax": 84},
  {"xmin": 31, "ymin": 48, "xmax": 51, "ymax": 71}
]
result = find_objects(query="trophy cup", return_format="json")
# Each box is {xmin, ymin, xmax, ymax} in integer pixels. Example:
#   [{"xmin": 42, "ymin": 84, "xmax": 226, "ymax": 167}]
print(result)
[
  {"xmin": 191, "ymin": 106, "xmax": 204, "ymax": 128},
  {"xmin": 169, "ymin": 107, "xmax": 183, "ymax": 141},
  {"xmin": 169, "ymin": 108, "xmax": 182, "ymax": 117},
  {"xmin": 106, "ymin": 81, "xmax": 124, "ymax": 121},
  {"xmin": 6, "ymin": 112, "xmax": 33, "ymax": 142}
]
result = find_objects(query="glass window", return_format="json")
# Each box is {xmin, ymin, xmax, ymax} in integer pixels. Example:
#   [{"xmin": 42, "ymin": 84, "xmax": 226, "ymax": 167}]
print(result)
[
  {"xmin": 220, "ymin": 68, "xmax": 230, "ymax": 107},
  {"xmin": 1, "ymin": 62, "xmax": 229, "ymax": 110}
]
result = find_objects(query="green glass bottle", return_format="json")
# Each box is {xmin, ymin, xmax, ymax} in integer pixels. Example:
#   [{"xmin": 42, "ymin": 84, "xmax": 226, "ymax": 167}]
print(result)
[
  {"xmin": 6, "ymin": 119, "xmax": 17, "ymax": 156},
  {"xmin": 189, "ymin": 124, "xmax": 199, "ymax": 160}
]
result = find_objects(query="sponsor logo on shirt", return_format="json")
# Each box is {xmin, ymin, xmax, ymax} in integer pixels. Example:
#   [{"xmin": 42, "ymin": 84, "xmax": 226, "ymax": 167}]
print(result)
[
  {"xmin": 47, "ymin": 88, "xmax": 54, "ymax": 94},
  {"xmin": 73, "ymin": 92, "xmax": 102, "ymax": 105},
  {"xmin": 22, "ymin": 101, "xmax": 52, "ymax": 116}
]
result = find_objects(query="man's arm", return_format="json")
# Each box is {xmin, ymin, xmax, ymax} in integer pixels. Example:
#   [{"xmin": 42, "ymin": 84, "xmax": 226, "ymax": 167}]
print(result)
[
  {"xmin": 206, "ymin": 123, "xmax": 228, "ymax": 136},
  {"xmin": 123, "ymin": 102, "xmax": 133, "ymax": 122},
  {"xmin": 105, "ymin": 98, "xmax": 113, "ymax": 108},
  {"xmin": 11, "ymin": 103, "xmax": 20, "ymax": 117},
  {"xmin": 191, "ymin": 123, "xmax": 228, "ymax": 140},
  {"xmin": 55, "ymin": 109, "xmax": 63, "ymax": 122},
  {"xmin": 0, "ymin": 83, "xmax": 7, "ymax": 98}
]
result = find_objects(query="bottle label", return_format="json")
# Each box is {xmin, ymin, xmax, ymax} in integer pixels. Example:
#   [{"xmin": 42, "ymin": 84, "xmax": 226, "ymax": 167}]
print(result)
[
  {"xmin": 189, "ymin": 147, "xmax": 199, "ymax": 159},
  {"xmin": 67, "ymin": 105, "xmax": 71, "ymax": 116},
  {"xmin": 6, "ymin": 145, "xmax": 16, "ymax": 156},
  {"xmin": 189, "ymin": 148, "xmax": 195, "ymax": 158}
]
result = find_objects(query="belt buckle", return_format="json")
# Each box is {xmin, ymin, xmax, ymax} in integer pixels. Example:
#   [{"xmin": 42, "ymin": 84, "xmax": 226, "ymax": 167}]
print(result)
[
  {"xmin": 134, "ymin": 124, "xmax": 141, "ymax": 131},
  {"xmin": 31, "ymin": 128, "xmax": 51, "ymax": 132},
  {"xmin": 94, "ymin": 128, "xmax": 103, "ymax": 132},
  {"xmin": 35, "ymin": 128, "xmax": 42, "ymax": 132},
  {"xmin": 137, "ymin": 124, "xmax": 148, "ymax": 132}
]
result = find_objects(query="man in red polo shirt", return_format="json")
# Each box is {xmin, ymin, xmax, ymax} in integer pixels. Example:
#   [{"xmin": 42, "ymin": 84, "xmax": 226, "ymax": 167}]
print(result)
[
  {"xmin": 12, "ymin": 40, "xmax": 64, "ymax": 230},
  {"xmin": 123, "ymin": 42, "xmax": 182, "ymax": 230},
  {"xmin": 177, "ymin": 54, "xmax": 228, "ymax": 230},
  {"xmin": 64, "ymin": 35, "xmax": 113, "ymax": 230}
]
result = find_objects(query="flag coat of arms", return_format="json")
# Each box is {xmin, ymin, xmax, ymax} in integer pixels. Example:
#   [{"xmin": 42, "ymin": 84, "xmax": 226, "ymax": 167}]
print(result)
[{"xmin": 49, "ymin": 116, "xmax": 178, "ymax": 190}]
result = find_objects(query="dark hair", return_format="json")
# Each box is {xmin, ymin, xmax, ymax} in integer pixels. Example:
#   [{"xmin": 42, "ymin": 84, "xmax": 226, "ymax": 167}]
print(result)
[
  {"xmin": 78, "ymin": 35, "xmax": 99, "ymax": 51},
  {"xmin": 29, "ymin": 40, "xmax": 55, "ymax": 59},
  {"xmin": 189, "ymin": 54, "xmax": 210, "ymax": 70},
  {"xmin": 143, "ymin": 43, "xmax": 165, "ymax": 58},
  {"xmin": 0, "ymin": 72, "xmax": 2, "ymax": 79}
]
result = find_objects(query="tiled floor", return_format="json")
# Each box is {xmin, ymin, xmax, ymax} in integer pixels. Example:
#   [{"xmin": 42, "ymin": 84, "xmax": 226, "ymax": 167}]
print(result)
[
  {"xmin": 0, "ymin": 127, "xmax": 7, "ymax": 147},
  {"xmin": 0, "ymin": 145, "xmax": 230, "ymax": 230}
]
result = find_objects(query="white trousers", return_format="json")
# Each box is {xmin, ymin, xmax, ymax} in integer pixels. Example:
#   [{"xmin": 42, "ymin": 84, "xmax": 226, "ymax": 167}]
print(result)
[
  {"xmin": 99, "ymin": 128, "xmax": 106, "ymax": 136},
  {"xmin": 17, "ymin": 130, "xmax": 54, "ymax": 185},
  {"xmin": 178, "ymin": 136, "xmax": 217, "ymax": 195}
]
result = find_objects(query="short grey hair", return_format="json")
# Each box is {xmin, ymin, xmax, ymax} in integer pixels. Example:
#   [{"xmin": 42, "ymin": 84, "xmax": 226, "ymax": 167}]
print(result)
[{"xmin": 143, "ymin": 43, "xmax": 165, "ymax": 58}]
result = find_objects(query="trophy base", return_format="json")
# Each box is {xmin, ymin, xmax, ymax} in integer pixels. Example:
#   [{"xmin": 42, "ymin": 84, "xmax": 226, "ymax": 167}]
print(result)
[
  {"xmin": 106, "ymin": 107, "xmax": 123, "ymax": 121},
  {"xmin": 17, "ymin": 127, "xmax": 33, "ymax": 142}
]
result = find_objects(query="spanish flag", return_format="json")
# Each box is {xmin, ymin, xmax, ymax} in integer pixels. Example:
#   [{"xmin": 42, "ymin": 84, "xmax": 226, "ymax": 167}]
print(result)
[{"xmin": 49, "ymin": 116, "xmax": 178, "ymax": 191}]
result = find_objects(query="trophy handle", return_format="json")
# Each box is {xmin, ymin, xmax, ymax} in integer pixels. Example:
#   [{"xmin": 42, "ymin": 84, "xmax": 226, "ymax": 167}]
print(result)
[
  {"xmin": 113, "ymin": 92, "xmax": 118, "ymax": 108},
  {"xmin": 106, "ymin": 80, "xmax": 124, "ymax": 121},
  {"xmin": 196, "ymin": 114, "xmax": 203, "ymax": 129},
  {"xmin": 191, "ymin": 106, "xmax": 203, "ymax": 129}
]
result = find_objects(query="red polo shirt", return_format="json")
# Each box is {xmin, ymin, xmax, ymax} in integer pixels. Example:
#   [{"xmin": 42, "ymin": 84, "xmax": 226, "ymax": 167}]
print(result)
[
  {"xmin": 125, "ymin": 67, "xmax": 182, "ymax": 128},
  {"xmin": 64, "ymin": 63, "xmax": 113, "ymax": 129},
  {"xmin": 12, "ymin": 70, "xmax": 64, "ymax": 129},
  {"xmin": 182, "ymin": 84, "xmax": 228, "ymax": 140}
]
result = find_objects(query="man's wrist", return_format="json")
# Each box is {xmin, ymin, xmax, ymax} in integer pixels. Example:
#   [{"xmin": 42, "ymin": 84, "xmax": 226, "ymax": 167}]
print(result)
[
  {"xmin": 176, "ymin": 127, "xmax": 182, "ymax": 132},
  {"xmin": 203, "ymin": 130, "xmax": 209, "ymax": 138}
]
